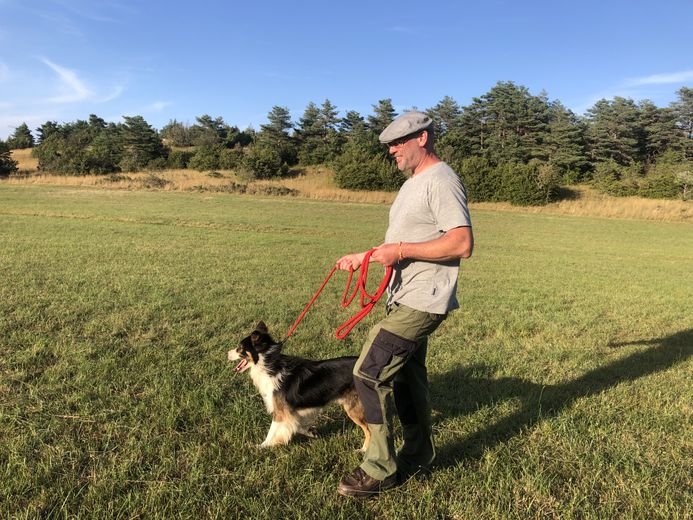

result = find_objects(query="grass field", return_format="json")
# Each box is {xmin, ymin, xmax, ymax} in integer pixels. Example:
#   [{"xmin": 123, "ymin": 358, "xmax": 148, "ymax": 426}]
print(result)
[{"xmin": 1, "ymin": 184, "xmax": 691, "ymax": 519}]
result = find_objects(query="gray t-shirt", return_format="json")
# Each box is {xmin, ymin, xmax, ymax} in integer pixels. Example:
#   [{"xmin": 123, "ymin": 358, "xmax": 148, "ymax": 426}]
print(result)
[{"xmin": 384, "ymin": 161, "xmax": 472, "ymax": 314}]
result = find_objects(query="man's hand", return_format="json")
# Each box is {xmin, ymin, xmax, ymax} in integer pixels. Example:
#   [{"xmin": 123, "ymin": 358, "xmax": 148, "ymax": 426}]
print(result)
[
  {"xmin": 336, "ymin": 252, "xmax": 366, "ymax": 271},
  {"xmin": 371, "ymin": 243, "xmax": 399, "ymax": 267}
]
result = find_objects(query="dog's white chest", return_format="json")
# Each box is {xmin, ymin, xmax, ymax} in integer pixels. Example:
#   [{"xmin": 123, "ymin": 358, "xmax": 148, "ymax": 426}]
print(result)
[{"xmin": 250, "ymin": 364, "xmax": 280, "ymax": 413}]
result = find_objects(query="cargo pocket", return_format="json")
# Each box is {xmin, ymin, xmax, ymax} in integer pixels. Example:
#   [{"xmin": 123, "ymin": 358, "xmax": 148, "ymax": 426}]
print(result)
[{"xmin": 358, "ymin": 328, "xmax": 418, "ymax": 381}]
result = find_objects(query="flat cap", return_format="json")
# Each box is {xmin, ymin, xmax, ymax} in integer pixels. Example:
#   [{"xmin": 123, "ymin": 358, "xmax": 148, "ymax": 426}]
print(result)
[{"xmin": 379, "ymin": 111, "xmax": 432, "ymax": 144}]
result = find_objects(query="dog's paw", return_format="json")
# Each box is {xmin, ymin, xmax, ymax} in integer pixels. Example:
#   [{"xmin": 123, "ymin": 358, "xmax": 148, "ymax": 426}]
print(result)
[{"xmin": 300, "ymin": 426, "xmax": 318, "ymax": 438}]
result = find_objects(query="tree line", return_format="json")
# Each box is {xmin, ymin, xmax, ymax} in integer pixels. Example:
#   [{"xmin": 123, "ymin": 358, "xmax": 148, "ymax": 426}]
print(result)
[{"xmin": 1, "ymin": 82, "xmax": 691, "ymax": 204}]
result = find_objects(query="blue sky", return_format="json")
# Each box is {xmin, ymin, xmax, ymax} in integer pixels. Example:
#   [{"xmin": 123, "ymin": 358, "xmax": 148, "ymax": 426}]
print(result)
[{"xmin": 1, "ymin": 0, "xmax": 692, "ymax": 139}]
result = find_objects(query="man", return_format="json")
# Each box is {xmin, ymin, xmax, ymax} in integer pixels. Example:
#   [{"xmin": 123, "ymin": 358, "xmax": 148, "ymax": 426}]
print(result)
[{"xmin": 335, "ymin": 111, "xmax": 473, "ymax": 498}]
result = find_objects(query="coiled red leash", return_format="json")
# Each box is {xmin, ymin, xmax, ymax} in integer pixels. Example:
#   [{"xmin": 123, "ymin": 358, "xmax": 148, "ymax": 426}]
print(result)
[{"xmin": 284, "ymin": 248, "xmax": 393, "ymax": 341}]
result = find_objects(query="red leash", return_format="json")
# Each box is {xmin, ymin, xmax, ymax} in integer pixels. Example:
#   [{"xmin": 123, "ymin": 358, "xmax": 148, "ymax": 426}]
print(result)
[{"xmin": 284, "ymin": 249, "xmax": 393, "ymax": 341}]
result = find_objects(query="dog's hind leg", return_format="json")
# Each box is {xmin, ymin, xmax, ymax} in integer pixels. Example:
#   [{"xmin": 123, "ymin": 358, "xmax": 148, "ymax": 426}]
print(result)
[
  {"xmin": 340, "ymin": 389, "xmax": 371, "ymax": 452},
  {"xmin": 297, "ymin": 408, "xmax": 320, "ymax": 438}
]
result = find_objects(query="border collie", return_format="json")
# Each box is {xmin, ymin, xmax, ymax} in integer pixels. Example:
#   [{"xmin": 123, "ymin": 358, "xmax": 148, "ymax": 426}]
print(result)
[{"xmin": 227, "ymin": 321, "xmax": 370, "ymax": 450}]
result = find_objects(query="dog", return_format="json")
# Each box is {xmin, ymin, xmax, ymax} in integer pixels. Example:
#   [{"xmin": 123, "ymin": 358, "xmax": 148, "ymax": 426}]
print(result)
[{"xmin": 227, "ymin": 321, "xmax": 370, "ymax": 451}]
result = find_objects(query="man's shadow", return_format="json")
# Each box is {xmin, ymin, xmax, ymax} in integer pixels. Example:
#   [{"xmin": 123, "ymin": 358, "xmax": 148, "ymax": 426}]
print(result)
[{"xmin": 430, "ymin": 329, "xmax": 692, "ymax": 468}]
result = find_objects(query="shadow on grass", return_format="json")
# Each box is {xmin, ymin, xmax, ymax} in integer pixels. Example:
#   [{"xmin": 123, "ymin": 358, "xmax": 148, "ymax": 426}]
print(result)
[{"xmin": 431, "ymin": 329, "xmax": 693, "ymax": 469}]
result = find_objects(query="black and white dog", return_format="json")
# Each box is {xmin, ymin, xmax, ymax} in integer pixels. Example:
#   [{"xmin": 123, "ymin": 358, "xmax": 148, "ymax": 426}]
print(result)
[{"xmin": 227, "ymin": 322, "xmax": 370, "ymax": 450}]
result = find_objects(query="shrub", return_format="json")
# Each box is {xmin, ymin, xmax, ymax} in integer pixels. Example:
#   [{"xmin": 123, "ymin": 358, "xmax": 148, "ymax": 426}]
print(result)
[
  {"xmin": 500, "ymin": 160, "xmax": 560, "ymax": 206},
  {"xmin": 167, "ymin": 149, "xmax": 194, "ymax": 169},
  {"xmin": 452, "ymin": 156, "xmax": 500, "ymax": 202},
  {"xmin": 332, "ymin": 142, "xmax": 404, "ymax": 191},
  {"xmin": 188, "ymin": 146, "xmax": 220, "ymax": 171},
  {"xmin": 146, "ymin": 157, "xmax": 168, "ymax": 171},
  {"xmin": 241, "ymin": 145, "xmax": 288, "ymax": 179},
  {"xmin": 218, "ymin": 147, "xmax": 244, "ymax": 170}
]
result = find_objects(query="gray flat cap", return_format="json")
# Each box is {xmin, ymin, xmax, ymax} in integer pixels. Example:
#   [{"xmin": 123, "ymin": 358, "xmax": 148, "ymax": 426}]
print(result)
[{"xmin": 379, "ymin": 111, "xmax": 432, "ymax": 144}]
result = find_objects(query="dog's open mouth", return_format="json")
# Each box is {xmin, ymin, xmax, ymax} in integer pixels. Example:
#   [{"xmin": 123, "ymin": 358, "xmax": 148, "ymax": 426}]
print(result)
[{"xmin": 234, "ymin": 359, "xmax": 251, "ymax": 373}]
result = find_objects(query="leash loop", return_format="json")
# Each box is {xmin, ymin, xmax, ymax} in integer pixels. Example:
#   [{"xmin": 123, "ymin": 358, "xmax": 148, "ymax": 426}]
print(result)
[{"xmin": 284, "ymin": 248, "xmax": 392, "ymax": 342}]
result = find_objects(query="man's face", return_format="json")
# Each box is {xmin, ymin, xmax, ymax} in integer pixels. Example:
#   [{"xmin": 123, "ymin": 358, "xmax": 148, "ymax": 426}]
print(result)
[{"xmin": 388, "ymin": 132, "xmax": 424, "ymax": 172}]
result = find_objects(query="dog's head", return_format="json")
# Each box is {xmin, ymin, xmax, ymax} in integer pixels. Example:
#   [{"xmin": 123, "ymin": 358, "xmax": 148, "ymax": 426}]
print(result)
[{"xmin": 227, "ymin": 321, "xmax": 281, "ymax": 373}]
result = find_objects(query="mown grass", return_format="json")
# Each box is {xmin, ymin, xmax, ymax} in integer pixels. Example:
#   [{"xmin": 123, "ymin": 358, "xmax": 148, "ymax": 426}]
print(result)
[{"xmin": 0, "ymin": 184, "xmax": 691, "ymax": 519}]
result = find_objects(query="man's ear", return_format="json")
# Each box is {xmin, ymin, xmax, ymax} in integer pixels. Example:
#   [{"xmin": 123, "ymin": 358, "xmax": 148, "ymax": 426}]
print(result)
[
  {"xmin": 418, "ymin": 130, "xmax": 429, "ymax": 149},
  {"xmin": 255, "ymin": 321, "xmax": 268, "ymax": 334}
]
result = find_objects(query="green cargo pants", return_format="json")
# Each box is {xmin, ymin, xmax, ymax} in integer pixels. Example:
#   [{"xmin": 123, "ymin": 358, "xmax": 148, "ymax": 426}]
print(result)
[{"xmin": 353, "ymin": 302, "xmax": 446, "ymax": 480}]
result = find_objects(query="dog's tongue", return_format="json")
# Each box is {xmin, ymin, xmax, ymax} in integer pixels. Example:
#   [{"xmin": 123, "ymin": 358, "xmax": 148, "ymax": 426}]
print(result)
[{"xmin": 234, "ymin": 359, "xmax": 250, "ymax": 373}]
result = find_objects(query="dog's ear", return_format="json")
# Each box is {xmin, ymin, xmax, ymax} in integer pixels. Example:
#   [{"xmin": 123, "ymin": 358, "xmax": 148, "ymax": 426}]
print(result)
[{"xmin": 255, "ymin": 321, "xmax": 268, "ymax": 334}]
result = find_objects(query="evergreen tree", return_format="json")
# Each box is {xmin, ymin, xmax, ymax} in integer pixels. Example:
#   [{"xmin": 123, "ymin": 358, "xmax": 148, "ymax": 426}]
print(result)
[
  {"xmin": 87, "ymin": 123, "xmax": 123, "ymax": 173},
  {"xmin": 7, "ymin": 123, "xmax": 34, "ymax": 149},
  {"xmin": 545, "ymin": 101, "xmax": 590, "ymax": 180},
  {"xmin": 427, "ymin": 95, "xmax": 462, "ymax": 137},
  {"xmin": 319, "ymin": 99, "xmax": 342, "ymax": 161},
  {"xmin": 191, "ymin": 114, "xmax": 228, "ymax": 146},
  {"xmin": 0, "ymin": 139, "xmax": 18, "ymax": 176},
  {"xmin": 340, "ymin": 110, "xmax": 367, "ymax": 136},
  {"xmin": 257, "ymin": 106, "xmax": 297, "ymax": 166},
  {"xmin": 296, "ymin": 99, "xmax": 342, "ymax": 164},
  {"xmin": 451, "ymin": 82, "xmax": 550, "ymax": 165},
  {"xmin": 36, "ymin": 121, "xmax": 60, "ymax": 144},
  {"xmin": 295, "ymin": 101, "xmax": 323, "ymax": 164},
  {"xmin": 671, "ymin": 86, "xmax": 693, "ymax": 158},
  {"xmin": 638, "ymin": 100, "xmax": 680, "ymax": 162},
  {"xmin": 585, "ymin": 97, "xmax": 641, "ymax": 165},
  {"xmin": 120, "ymin": 115, "xmax": 166, "ymax": 171},
  {"xmin": 367, "ymin": 99, "xmax": 397, "ymax": 135}
]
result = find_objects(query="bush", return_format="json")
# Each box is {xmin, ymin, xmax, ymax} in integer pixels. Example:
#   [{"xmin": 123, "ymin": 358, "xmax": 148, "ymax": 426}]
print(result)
[
  {"xmin": 218, "ymin": 147, "xmax": 244, "ymax": 170},
  {"xmin": 241, "ymin": 145, "xmax": 288, "ymax": 179},
  {"xmin": 188, "ymin": 146, "xmax": 220, "ymax": 171},
  {"xmin": 452, "ymin": 156, "xmax": 500, "ymax": 202},
  {"xmin": 500, "ymin": 160, "xmax": 560, "ymax": 206},
  {"xmin": 167, "ymin": 149, "xmax": 194, "ymax": 169},
  {"xmin": 332, "ymin": 142, "xmax": 404, "ymax": 191},
  {"xmin": 146, "ymin": 157, "xmax": 168, "ymax": 171}
]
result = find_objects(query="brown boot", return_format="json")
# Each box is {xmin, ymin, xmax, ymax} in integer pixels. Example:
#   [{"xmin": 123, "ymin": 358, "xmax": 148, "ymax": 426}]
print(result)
[{"xmin": 337, "ymin": 467, "xmax": 398, "ymax": 498}]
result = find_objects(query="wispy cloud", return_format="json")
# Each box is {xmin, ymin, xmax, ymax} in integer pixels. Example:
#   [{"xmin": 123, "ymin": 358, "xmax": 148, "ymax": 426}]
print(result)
[
  {"xmin": 99, "ymin": 85, "xmax": 124, "ymax": 103},
  {"xmin": 146, "ymin": 101, "xmax": 173, "ymax": 112},
  {"xmin": 41, "ymin": 58, "xmax": 94, "ymax": 103},
  {"xmin": 572, "ymin": 69, "xmax": 693, "ymax": 115},
  {"xmin": 625, "ymin": 70, "xmax": 693, "ymax": 87}
]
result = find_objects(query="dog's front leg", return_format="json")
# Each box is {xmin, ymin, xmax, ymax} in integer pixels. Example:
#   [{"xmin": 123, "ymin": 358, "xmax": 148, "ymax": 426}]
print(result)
[{"xmin": 259, "ymin": 421, "xmax": 280, "ymax": 448}]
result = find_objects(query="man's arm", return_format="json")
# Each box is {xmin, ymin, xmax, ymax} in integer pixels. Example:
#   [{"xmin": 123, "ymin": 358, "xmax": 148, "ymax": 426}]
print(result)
[{"xmin": 371, "ymin": 226, "xmax": 473, "ymax": 267}]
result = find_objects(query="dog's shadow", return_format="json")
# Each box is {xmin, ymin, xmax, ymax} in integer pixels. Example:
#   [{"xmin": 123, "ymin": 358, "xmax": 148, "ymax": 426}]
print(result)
[{"xmin": 429, "ymin": 328, "xmax": 692, "ymax": 469}]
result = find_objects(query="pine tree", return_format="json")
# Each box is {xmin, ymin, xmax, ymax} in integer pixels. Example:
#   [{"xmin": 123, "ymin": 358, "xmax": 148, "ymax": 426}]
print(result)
[
  {"xmin": 0, "ymin": 139, "xmax": 18, "ymax": 176},
  {"xmin": 671, "ymin": 87, "xmax": 693, "ymax": 159},
  {"xmin": 585, "ymin": 97, "xmax": 641, "ymax": 165},
  {"xmin": 453, "ymin": 82, "xmax": 550, "ymax": 165},
  {"xmin": 638, "ymin": 100, "xmax": 680, "ymax": 162},
  {"xmin": 257, "ymin": 106, "xmax": 297, "ymax": 166},
  {"xmin": 120, "ymin": 115, "xmax": 166, "ymax": 171},
  {"xmin": 427, "ymin": 95, "xmax": 462, "ymax": 137},
  {"xmin": 36, "ymin": 121, "xmax": 60, "ymax": 144},
  {"xmin": 545, "ymin": 101, "xmax": 589, "ymax": 180},
  {"xmin": 7, "ymin": 123, "xmax": 34, "ymax": 149},
  {"xmin": 295, "ymin": 102, "xmax": 323, "ymax": 165},
  {"xmin": 368, "ymin": 99, "xmax": 396, "ymax": 135}
]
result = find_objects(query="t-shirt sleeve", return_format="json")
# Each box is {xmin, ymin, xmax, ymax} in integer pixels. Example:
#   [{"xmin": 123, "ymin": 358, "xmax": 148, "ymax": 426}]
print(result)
[{"xmin": 429, "ymin": 172, "xmax": 472, "ymax": 232}]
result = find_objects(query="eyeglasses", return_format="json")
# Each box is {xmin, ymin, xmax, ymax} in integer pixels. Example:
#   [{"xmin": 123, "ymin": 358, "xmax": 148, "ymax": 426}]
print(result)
[{"xmin": 387, "ymin": 131, "xmax": 423, "ymax": 148}]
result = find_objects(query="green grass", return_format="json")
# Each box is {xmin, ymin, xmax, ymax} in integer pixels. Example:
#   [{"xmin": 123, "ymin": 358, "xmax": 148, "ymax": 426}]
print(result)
[{"xmin": 1, "ymin": 185, "xmax": 691, "ymax": 519}]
